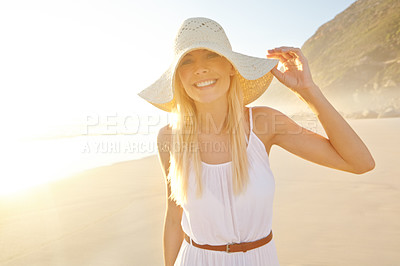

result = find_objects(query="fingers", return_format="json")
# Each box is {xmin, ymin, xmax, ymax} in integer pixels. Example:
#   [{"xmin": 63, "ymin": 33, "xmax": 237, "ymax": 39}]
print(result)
[
  {"xmin": 267, "ymin": 46, "xmax": 305, "ymax": 60},
  {"xmin": 269, "ymin": 48, "xmax": 293, "ymax": 61},
  {"xmin": 268, "ymin": 46, "xmax": 300, "ymax": 54},
  {"xmin": 267, "ymin": 53, "xmax": 297, "ymax": 67},
  {"xmin": 266, "ymin": 53, "xmax": 287, "ymax": 62},
  {"xmin": 270, "ymin": 65, "xmax": 285, "ymax": 84}
]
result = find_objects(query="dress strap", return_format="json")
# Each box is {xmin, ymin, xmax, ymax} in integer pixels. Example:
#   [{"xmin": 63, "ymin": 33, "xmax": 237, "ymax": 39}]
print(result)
[
  {"xmin": 245, "ymin": 107, "xmax": 253, "ymax": 145},
  {"xmin": 249, "ymin": 107, "xmax": 254, "ymax": 131}
]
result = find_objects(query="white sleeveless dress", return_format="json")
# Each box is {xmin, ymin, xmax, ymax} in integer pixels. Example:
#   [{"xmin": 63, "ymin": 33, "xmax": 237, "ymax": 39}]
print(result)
[{"xmin": 174, "ymin": 107, "xmax": 279, "ymax": 266}]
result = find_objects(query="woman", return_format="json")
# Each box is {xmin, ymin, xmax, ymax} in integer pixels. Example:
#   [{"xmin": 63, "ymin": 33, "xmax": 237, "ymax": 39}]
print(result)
[{"xmin": 138, "ymin": 17, "xmax": 375, "ymax": 266}]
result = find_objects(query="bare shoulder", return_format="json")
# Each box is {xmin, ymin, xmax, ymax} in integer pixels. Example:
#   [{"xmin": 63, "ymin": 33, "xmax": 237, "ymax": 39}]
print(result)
[
  {"xmin": 250, "ymin": 106, "xmax": 289, "ymax": 153},
  {"xmin": 251, "ymin": 106, "xmax": 290, "ymax": 131},
  {"xmin": 157, "ymin": 125, "xmax": 173, "ymax": 178},
  {"xmin": 251, "ymin": 106, "xmax": 283, "ymax": 133},
  {"xmin": 251, "ymin": 105, "xmax": 282, "ymax": 118},
  {"xmin": 157, "ymin": 124, "xmax": 173, "ymax": 144}
]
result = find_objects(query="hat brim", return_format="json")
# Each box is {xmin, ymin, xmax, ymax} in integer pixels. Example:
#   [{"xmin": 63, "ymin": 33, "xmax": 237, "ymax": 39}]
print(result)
[{"xmin": 138, "ymin": 45, "xmax": 278, "ymax": 112}]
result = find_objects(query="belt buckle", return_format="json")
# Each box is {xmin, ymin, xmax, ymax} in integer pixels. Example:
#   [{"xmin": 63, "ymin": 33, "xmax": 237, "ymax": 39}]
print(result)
[{"xmin": 225, "ymin": 243, "xmax": 231, "ymax": 253}]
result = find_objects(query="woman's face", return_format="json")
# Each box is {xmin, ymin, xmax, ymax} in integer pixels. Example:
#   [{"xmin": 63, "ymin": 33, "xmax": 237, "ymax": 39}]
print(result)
[{"xmin": 176, "ymin": 49, "xmax": 235, "ymax": 104}]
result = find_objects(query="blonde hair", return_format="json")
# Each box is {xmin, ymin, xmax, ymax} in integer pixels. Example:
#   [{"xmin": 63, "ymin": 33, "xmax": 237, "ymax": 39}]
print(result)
[{"xmin": 167, "ymin": 73, "xmax": 250, "ymax": 206}]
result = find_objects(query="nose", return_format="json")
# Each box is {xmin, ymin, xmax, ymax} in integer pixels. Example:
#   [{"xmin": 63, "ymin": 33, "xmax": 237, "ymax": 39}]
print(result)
[{"xmin": 194, "ymin": 62, "xmax": 209, "ymax": 75}]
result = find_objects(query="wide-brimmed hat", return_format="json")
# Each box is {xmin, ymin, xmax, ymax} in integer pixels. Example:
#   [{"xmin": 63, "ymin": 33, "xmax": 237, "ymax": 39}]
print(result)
[{"xmin": 137, "ymin": 17, "xmax": 278, "ymax": 112}]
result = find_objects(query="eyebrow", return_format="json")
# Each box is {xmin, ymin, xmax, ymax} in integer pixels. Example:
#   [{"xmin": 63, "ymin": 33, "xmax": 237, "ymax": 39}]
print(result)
[{"xmin": 185, "ymin": 49, "xmax": 209, "ymax": 56}]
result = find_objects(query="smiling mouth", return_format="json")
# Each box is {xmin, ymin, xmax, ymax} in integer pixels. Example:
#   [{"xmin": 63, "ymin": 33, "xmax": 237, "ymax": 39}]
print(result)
[{"xmin": 194, "ymin": 79, "xmax": 217, "ymax": 88}]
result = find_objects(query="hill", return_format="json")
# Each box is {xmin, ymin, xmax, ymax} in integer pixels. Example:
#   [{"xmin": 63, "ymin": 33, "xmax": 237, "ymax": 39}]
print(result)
[{"xmin": 255, "ymin": 0, "xmax": 400, "ymax": 119}]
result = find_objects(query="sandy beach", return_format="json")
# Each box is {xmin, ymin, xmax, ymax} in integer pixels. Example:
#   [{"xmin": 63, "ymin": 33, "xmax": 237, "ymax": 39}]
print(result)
[{"xmin": 1, "ymin": 117, "xmax": 399, "ymax": 266}]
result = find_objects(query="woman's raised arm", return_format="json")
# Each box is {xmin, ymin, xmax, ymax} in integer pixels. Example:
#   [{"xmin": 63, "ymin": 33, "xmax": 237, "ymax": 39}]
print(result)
[{"xmin": 266, "ymin": 47, "xmax": 375, "ymax": 174}]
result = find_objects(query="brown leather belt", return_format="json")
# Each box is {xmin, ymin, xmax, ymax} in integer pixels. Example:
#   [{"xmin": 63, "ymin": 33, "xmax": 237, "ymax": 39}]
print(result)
[{"xmin": 184, "ymin": 230, "xmax": 273, "ymax": 253}]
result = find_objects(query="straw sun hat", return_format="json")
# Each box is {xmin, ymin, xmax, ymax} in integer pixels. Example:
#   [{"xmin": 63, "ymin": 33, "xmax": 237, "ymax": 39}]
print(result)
[{"xmin": 137, "ymin": 17, "xmax": 279, "ymax": 112}]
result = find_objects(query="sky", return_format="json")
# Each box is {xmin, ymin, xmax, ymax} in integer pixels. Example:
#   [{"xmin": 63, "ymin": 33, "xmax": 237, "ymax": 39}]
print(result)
[
  {"xmin": 0, "ymin": 0, "xmax": 357, "ymax": 140},
  {"xmin": 0, "ymin": 0, "xmax": 360, "ymax": 195}
]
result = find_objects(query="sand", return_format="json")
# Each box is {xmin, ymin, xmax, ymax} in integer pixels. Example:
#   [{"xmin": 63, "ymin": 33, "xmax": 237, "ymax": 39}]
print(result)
[{"xmin": 0, "ymin": 117, "xmax": 399, "ymax": 266}]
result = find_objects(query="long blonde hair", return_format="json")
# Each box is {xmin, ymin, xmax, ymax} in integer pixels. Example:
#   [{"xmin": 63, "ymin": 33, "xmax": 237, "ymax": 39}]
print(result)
[{"xmin": 167, "ymin": 73, "xmax": 250, "ymax": 206}]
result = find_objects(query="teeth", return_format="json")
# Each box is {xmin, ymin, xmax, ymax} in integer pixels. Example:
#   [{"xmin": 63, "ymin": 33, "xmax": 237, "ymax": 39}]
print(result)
[{"xmin": 195, "ymin": 79, "xmax": 216, "ymax": 88}]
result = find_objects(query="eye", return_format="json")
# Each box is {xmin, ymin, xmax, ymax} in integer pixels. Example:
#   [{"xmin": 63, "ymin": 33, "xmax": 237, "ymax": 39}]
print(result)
[
  {"xmin": 207, "ymin": 52, "xmax": 220, "ymax": 58},
  {"xmin": 180, "ymin": 59, "xmax": 192, "ymax": 66}
]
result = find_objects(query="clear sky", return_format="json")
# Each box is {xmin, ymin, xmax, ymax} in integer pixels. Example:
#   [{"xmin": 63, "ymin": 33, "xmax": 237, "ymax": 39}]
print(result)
[{"xmin": 0, "ymin": 0, "xmax": 357, "ymax": 140}]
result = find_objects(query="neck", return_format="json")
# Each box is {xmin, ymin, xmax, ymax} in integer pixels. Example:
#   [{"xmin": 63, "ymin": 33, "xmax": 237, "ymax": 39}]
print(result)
[{"xmin": 194, "ymin": 99, "xmax": 229, "ymax": 135}]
